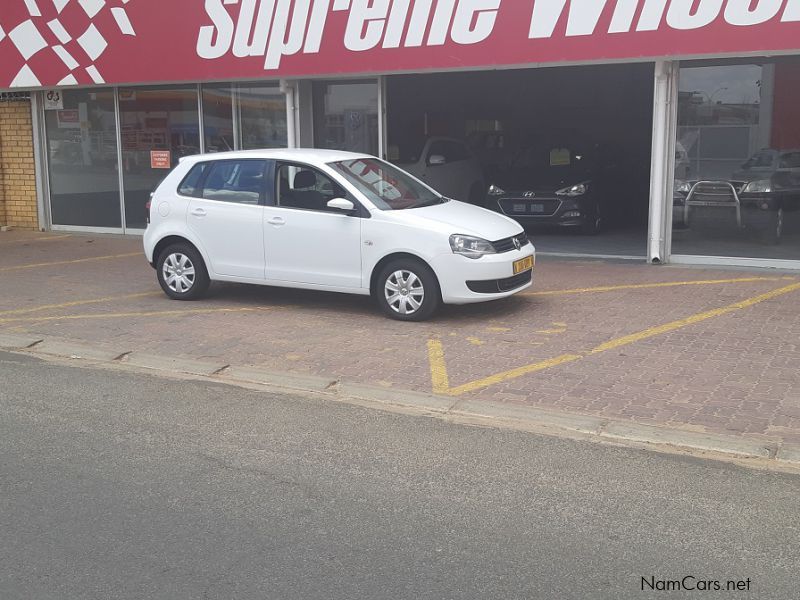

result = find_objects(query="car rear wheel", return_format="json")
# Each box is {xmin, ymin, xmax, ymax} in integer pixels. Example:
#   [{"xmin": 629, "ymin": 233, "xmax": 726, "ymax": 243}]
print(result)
[
  {"xmin": 376, "ymin": 259, "xmax": 440, "ymax": 321},
  {"xmin": 156, "ymin": 243, "xmax": 210, "ymax": 300}
]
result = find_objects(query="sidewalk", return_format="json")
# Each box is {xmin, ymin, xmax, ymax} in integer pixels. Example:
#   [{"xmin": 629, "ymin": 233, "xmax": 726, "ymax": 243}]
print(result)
[{"xmin": 2, "ymin": 230, "xmax": 799, "ymax": 456}]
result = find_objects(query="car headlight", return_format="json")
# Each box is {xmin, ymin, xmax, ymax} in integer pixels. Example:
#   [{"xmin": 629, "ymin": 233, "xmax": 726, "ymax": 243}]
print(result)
[
  {"xmin": 674, "ymin": 180, "xmax": 692, "ymax": 193},
  {"xmin": 742, "ymin": 179, "xmax": 772, "ymax": 193},
  {"xmin": 555, "ymin": 182, "xmax": 589, "ymax": 196},
  {"xmin": 450, "ymin": 234, "xmax": 496, "ymax": 259},
  {"xmin": 487, "ymin": 184, "xmax": 506, "ymax": 196}
]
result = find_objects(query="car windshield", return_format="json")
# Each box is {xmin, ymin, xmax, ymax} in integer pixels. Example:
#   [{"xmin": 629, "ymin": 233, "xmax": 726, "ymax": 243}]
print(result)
[{"xmin": 330, "ymin": 158, "xmax": 444, "ymax": 210}]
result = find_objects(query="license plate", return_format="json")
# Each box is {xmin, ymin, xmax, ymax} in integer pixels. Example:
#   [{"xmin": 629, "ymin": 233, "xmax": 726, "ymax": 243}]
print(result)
[
  {"xmin": 513, "ymin": 203, "xmax": 526, "ymax": 212},
  {"xmin": 530, "ymin": 203, "xmax": 545, "ymax": 213},
  {"xmin": 513, "ymin": 255, "xmax": 534, "ymax": 274}
]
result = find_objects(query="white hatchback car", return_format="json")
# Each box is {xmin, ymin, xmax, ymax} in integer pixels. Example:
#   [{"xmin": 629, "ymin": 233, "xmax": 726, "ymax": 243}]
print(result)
[{"xmin": 143, "ymin": 149, "xmax": 535, "ymax": 321}]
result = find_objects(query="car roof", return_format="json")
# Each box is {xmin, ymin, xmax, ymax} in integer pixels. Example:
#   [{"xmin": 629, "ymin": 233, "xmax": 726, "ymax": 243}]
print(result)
[{"xmin": 179, "ymin": 148, "xmax": 372, "ymax": 165}]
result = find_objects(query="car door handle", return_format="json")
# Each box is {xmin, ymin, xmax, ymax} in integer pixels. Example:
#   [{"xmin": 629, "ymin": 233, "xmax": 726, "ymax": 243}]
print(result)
[
  {"xmin": 267, "ymin": 217, "xmax": 285, "ymax": 226},
  {"xmin": 190, "ymin": 208, "xmax": 207, "ymax": 217}
]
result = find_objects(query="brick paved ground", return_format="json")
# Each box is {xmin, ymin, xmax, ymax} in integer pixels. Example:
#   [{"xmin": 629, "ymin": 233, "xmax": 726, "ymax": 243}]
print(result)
[{"xmin": 2, "ymin": 230, "xmax": 799, "ymax": 446}]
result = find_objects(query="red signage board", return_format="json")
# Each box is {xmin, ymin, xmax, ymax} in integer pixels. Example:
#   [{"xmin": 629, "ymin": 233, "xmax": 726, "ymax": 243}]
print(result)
[
  {"xmin": 150, "ymin": 150, "xmax": 171, "ymax": 170},
  {"xmin": 1, "ymin": 0, "xmax": 800, "ymax": 90}
]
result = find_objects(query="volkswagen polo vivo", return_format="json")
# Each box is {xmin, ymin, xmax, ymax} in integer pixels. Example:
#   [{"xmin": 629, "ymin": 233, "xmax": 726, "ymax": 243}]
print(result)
[{"xmin": 143, "ymin": 149, "xmax": 535, "ymax": 321}]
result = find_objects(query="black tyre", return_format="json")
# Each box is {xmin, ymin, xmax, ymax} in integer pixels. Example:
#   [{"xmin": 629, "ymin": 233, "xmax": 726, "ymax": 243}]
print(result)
[
  {"xmin": 375, "ymin": 259, "xmax": 441, "ymax": 322},
  {"xmin": 156, "ymin": 243, "xmax": 210, "ymax": 300},
  {"xmin": 581, "ymin": 207, "xmax": 602, "ymax": 235},
  {"xmin": 758, "ymin": 208, "xmax": 784, "ymax": 245}
]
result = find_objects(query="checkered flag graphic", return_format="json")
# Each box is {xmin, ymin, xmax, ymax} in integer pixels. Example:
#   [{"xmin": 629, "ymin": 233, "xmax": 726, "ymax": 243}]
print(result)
[{"xmin": 0, "ymin": 0, "xmax": 137, "ymax": 88}]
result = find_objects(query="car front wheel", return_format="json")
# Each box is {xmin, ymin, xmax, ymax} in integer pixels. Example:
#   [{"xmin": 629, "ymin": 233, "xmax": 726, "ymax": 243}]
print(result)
[
  {"xmin": 156, "ymin": 243, "xmax": 210, "ymax": 300},
  {"xmin": 376, "ymin": 259, "xmax": 441, "ymax": 321}
]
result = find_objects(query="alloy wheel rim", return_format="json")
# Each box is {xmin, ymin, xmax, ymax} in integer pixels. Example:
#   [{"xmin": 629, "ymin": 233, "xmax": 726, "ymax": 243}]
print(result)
[
  {"xmin": 385, "ymin": 270, "xmax": 425, "ymax": 315},
  {"xmin": 162, "ymin": 253, "xmax": 196, "ymax": 293}
]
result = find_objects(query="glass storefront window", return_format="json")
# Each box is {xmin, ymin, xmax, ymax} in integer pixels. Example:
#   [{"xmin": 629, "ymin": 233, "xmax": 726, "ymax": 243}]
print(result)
[
  {"xmin": 44, "ymin": 89, "xmax": 121, "ymax": 228},
  {"xmin": 119, "ymin": 86, "xmax": 200, "ymax": 230},
  {"xmin": 202, "ymin": 85, "xmax": 235, "ymax": 153},
  {"xmin": 238, "ymin": 85, "xmax": 287, "ymax": 150},
  {"xmin": 313, "ymin": 80, "xmax": 379, "ymax": 155},
  {"xmin": 672, "ymin": 59, "xmax": 800, "ymax": 260}
]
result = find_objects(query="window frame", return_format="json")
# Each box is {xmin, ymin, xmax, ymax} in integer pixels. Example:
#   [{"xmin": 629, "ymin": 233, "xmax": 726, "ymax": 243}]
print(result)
[{"xmin": 272, "ymin": 161, "xmax": 369, "ymax": 217}]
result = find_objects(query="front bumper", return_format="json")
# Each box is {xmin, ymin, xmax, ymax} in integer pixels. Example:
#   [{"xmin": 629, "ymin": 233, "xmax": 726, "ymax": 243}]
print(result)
[
  {"xmin": 431, "ymin": 244, "xmax": 535, "ymax": 305},
  {"xmin": 487, "ymin": 194, "xmax": 594, "ymax": 227}
]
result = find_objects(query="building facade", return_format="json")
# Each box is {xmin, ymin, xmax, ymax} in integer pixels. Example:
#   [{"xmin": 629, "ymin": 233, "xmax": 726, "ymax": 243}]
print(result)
[{"xmin": 1, "ymin": 0, "xmax": 800, "ymax": 267}]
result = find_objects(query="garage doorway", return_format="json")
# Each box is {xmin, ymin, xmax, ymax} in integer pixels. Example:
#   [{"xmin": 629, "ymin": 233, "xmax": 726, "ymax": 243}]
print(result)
[{"xmin": 386, "ymin": 64, "xmax": 654, "ymax": 257}]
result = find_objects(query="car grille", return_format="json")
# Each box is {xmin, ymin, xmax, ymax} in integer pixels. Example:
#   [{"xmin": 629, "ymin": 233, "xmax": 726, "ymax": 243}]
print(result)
[
  {"xmin": 491, "ymin": 232, "xmax": 529, "ymax": 253},
  {"xmin": 467, "ymin": 270, "xmax": 533, "ymax": 294},
  {"xmin": 498, "ymin": 198, "xmax": 561, "ymax": 217}
]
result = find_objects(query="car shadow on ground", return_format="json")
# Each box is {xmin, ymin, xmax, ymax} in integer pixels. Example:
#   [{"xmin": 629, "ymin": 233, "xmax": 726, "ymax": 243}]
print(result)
[{"xmin": 202, "ymin": 281, "xmax": 536, "ymax": 324}]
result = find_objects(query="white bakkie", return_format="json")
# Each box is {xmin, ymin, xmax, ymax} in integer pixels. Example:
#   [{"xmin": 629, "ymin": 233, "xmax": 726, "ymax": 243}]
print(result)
[{"xmin": 143, "ymin": 149, "xmax": 534, "ymax": 321}]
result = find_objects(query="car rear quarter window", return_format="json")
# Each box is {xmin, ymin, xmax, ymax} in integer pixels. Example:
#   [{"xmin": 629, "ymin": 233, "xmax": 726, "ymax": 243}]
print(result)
[
  {"xmin": 428, "ymin": 140, "xmax": 472, "ymax": 163},
  {"xmin": 177, "ymin": 162, "xmax": 209, "ymax": 197},
  {"xmin": 200, "ymin": 159, "xmax": 267, "ymax": 205}
]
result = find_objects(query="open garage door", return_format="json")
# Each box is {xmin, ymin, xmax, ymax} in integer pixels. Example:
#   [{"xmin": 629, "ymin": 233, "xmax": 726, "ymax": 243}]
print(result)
[{"xmin": 386, "ymin": 63, "xmax": 654, "ymax": 258}]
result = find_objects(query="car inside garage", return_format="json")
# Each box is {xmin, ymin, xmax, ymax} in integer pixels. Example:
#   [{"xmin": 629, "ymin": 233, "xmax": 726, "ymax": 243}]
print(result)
[{"xmin": 386, "ymin": 63, "xmax": 655, "ymax": 257}]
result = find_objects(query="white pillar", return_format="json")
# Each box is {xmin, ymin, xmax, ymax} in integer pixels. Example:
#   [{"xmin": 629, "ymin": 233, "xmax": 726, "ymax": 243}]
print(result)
[{"xmin": 648, "ymin": 60, "xmax": 679, "ymax": 264}]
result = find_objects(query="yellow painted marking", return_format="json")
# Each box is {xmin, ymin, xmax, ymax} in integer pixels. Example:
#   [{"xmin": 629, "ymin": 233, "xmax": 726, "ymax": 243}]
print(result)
[
  {"xmin": 447, "ymin": 354, "xmax": 583, "ymax": 396},
  {"xmin": 0, "ymin": 252, "xmax": 141, "ymax": 272},
  {"xmin": 521, "ymin": 276, "xmax": 793, "ymax": 298},
  {"xmin": 536, "ymin": 328, "xmax": 567, "ymax": 335},
  {"xmin": 0, "ymin": 234, "xmax": 72, "ymax": 245},
  {"xmin": 553, "ymin": 322, "xmax": 568, "ymax": 327},
  {"xmin": 466, "ymin": 337, "xmax": 485, "ymax": 346},
  {"xmin": 427, "ymin": 339, "xmax": 450, "ymax": 395},
  {"xmin": 0, "ymin": 291, "xmax": 160, "ymax": 317},
  {"xmin": 487, "ymin": 326, "xmax": 511, "ymax": 332},
  {"xmin": 430, "ymin": 282, "xmax": 800, "ymax": 396},
  {"xmin": 0, "ymin": 306, "xmax": 269, "ymax": 325},
  {"xmin": 591, "ymin": 282, "xmax": 800, "ymax": 354}
]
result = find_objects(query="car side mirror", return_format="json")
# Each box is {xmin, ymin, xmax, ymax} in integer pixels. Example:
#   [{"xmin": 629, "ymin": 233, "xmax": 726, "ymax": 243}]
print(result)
[
  {"xmin": 327, "ymin": 197, "xmax": 355, "ymax": 213},
  {"xmin": 428, "ymin": 154, "xmax": 447, "ymax": 166}
]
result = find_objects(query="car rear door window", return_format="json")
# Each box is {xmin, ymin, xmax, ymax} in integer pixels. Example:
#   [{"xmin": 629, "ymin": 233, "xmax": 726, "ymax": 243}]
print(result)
[{"xmin": 200, "ymin": 159, "xmax": 267, "ymax": 205}]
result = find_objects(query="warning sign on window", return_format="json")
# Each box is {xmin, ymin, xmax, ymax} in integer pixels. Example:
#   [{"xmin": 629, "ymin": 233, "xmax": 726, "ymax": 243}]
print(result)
[{"xmin": 150, "ymin": 150, "xmax": 171, "ymax": 169}]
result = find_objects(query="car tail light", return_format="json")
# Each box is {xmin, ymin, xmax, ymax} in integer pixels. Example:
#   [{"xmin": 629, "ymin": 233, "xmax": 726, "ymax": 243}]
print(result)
[{"xmin": 145, "ymin": 199, "xmax": 152, "ymax": 224}]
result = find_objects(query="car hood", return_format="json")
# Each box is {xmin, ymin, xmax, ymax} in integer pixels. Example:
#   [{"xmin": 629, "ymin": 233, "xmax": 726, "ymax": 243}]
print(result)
[
  {"xmin": 492, "ymin": 168, "xmax": 592, "ymax": 192},
  {"xmin": 394, "ymin": 200, "xmax": 523, "ymax": 240}
]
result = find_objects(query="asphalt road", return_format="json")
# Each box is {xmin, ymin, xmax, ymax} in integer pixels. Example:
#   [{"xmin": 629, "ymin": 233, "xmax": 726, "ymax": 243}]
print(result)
[{"xmin": 1, "ymin": 351, "xmax": 798, "ymax": 600}]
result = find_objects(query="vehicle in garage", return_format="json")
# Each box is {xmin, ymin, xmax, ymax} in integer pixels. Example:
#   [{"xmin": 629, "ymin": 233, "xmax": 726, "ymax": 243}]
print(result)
[
  {"xmin": 673, "ymin": 148, "xmax": 800, "ymax": 244},
  {"xmin": 484, "ymin": 143, "xmax": 608, "ymax": 235},
  {"xmin": 143, "ymin": 149, "xmax": 534, "ymax": 321},
  {"xmin": 392, "ymin": 137, "xmax": 485, "ymax": 205}
]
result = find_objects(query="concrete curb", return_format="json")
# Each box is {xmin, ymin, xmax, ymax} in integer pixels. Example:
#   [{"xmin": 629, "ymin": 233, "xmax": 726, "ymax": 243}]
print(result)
[{"xmin": 2, "ymin": 334, "xmax": 797, "ymax": 470}]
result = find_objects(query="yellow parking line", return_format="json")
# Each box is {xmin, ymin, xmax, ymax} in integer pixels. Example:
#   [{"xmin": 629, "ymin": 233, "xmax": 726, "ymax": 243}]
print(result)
[
  {"xmin": 591, "ymin": 282, "xmax": 800, "ymax": 354},
  {"xmin": 445, "ymin": 354, "xmax": 583, "ymax": 396},
  {"xmin": 431, "ymin": 281, "xmax": 800, "ymax": 396},
  {"xmin": 0, "ymin": 306, "xmax": 270, "ymax": 325},
  {"xmin": 427, "ymin": 339, "xmax": 450, "ymax": 394},
  {"xmin": 0, "ymin": 291, "xmax": 160, "ymax": 317},
  {"xmin": 520, "ymin": 276, "xmax": 794, "ymax": 297},
  {"xmin": 0, "ymin": 252, "xmax": 141, "ymax": 272},
  {"xmin": 0, "ymin": 234, "xmax": 72, "ymax": 245}
]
